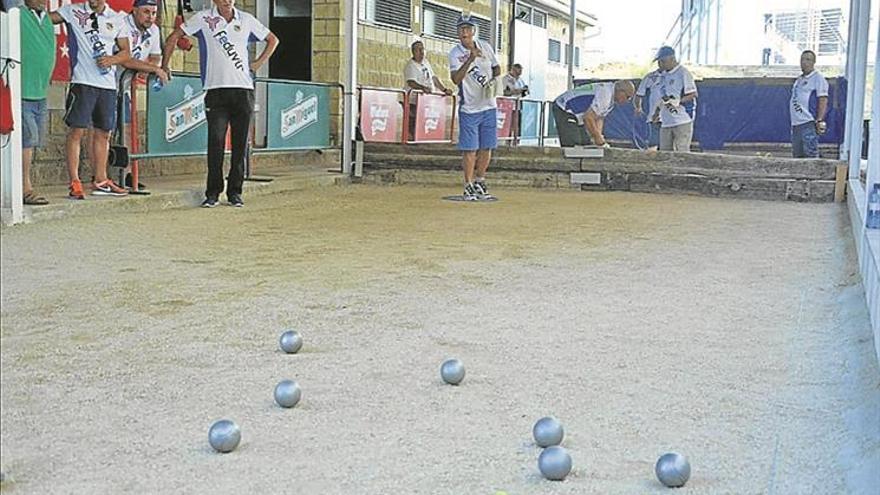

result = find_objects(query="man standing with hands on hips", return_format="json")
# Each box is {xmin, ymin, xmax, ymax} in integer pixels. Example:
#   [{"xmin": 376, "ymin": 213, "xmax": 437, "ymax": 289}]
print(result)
[
  {"xmin": 449, "ymin": 14, "xmax": 500, "ymax": 201},
  {"xmin": 789, "ymin": 50, "xmax": 828, "ymax": 158},
  {"xmin": 162, "ymin": 0, "xmax": 278, "ymax": 208}
]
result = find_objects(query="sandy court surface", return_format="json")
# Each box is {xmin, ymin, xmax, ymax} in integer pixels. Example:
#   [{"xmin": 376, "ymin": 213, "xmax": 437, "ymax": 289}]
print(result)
[{"xmin": 1, "ymin": 184, "xmax": 879, "ymax": 494}]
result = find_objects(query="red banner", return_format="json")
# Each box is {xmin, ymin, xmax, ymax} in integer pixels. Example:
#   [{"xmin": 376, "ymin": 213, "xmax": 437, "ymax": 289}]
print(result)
[
  {"xmin": 495, "ymin": 97, "xmax": 516, "ymax": 139},
  {"xmin": 359, "ymin": 89, "xmax": 401, "ymax": 143},
  {"xmin": 49, "ymin": 0, "xmax": 135, "ymax": 82},
  {"xmin": 413, "ymin": 94, "xmax": 449, "ymax": 142}
]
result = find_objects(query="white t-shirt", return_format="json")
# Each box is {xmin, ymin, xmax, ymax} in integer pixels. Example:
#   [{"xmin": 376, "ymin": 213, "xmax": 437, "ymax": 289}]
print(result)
[
  {"xmin": 636, "ymin": 69, "xmax": 664, "ymax": 123},
  {"xmin": 554, "ymin": 82, "xmax": 615, "ymax": 125},
  {"xmin": 57, "ymin": 3, "xmax": 126, "ymax": 90},
  {"xmin": 404, "ymin": 58, "xmax": 435, "ymax": 93},
  {"xmin": 182, "ymin": 7, "xmax": 271, "ymax": 90},
  {"xmin": 502, "ymin": 73, "xmax": 525, "ymax": 96},
  {"xmin": 657, "ymin": 64, "xmax": 697, "ymax": 128},
  {"xmin": 448, "ymin": 39, "xmax": 499, "ymax": 114},
  {"xmin": 790, "ymin": 70, "xmax": 829, "ymax": 126},
  {"xmin": 123, "ymin": 14, "xmax": 161, "ymax": 62}
]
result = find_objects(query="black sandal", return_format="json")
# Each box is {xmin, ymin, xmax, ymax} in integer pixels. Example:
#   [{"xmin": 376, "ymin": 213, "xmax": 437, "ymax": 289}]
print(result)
[{"xmin": 23, "ymin": 192, "xmax": 49, "ymax": 206}]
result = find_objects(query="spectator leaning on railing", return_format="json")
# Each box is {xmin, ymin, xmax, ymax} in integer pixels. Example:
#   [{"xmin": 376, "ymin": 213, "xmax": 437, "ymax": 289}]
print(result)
[
  {"xmin": 49, "ymin": 0, "xmax": 131, "ymax": 200},
  {"xmin": 404, "ymin": 37, "xmax": 452, "ymax": 139},
  {"xmin": 19, "ymin": 0, "xmax": 56, "ymax": 205},
  {"xmin": 502, "ymin": 63, "xmax": 528, "ymax": 98}
]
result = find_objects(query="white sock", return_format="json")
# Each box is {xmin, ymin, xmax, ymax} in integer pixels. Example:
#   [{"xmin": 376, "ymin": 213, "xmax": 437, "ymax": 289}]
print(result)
[{"xmin": 475, "ymin": 177, "xmax": 485, "ymax": 183}]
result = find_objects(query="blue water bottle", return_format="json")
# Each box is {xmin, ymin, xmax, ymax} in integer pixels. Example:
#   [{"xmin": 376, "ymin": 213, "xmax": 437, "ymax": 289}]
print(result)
[
  {"xmin": 150, "ymin": 74, "xmax": 164, "ymax": 92},
  {"xmin": 867, "ymin": 183, "xmax": 880, "ymax": 229}
]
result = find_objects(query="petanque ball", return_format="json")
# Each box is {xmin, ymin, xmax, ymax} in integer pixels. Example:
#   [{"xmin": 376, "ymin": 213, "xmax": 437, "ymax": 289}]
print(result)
[
  {"xmin": 208, "ymin": 419, "xmax": 241, "ymax": 453},
  {"xmin": 655, "ymin": 452, "xmax": 691, "ymax": 488},
  {"xmin": 279, "ymin": 330, "xmax": 303, "ymax": 354},
  {"xmin": 538, "ymin": 445, "xmax": 572, "ymax": 481},
  {"xmin": 274, "ymin": 379, "xmax": 302, "ymax": 408},
  {"xmin": 532, "ymin": 416, "xmax": 564, "ymax": 447},
  {"xmin": 440, "ymin": 359, "xmax": 465, "ymax": 385}
]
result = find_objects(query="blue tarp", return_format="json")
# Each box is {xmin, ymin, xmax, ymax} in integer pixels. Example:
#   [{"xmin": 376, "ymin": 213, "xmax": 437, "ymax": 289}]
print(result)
[{"xmin": 574, "ymin": 77, "xmax": 847, "ymax": 150}]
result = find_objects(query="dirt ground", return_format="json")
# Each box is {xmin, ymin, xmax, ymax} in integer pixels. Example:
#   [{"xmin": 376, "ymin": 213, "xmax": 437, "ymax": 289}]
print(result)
[{"xmin": 1, "ymin": 184, "xmax": 878, "ymax": 494}]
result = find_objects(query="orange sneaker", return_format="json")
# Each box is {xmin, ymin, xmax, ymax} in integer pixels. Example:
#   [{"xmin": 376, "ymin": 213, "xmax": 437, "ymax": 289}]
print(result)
[
  {"xmin": 92, "ymin": 179, "xmax": 129, "ymax": 196},
  {"xmin": 68, "ymin": 180, "xmax": 85, "ymax": 200}
]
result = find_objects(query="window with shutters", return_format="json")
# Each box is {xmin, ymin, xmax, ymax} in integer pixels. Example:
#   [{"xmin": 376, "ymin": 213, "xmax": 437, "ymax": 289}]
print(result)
[
  {"xmin": 423, "ymin": 2, "xmax": 493, "ymax": 45},
  {"xmin": 548, "ymin": 39, "xmax": 561, "ymax": 63},
  {"xmin": 532, "ymin": 10, "xmax": 547, "ymax": 28},
  {"xmin": 359, "ymin": 0, "xmax": 411, "ymax": 31}
]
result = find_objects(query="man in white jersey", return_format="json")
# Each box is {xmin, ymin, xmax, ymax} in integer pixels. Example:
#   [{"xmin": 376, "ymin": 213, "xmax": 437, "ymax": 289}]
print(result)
[
  {"xmin": 634, "ymin": 60, "xmax": 664, "ymax": 151},
  {"xmin": 49, "ymin": 0, "xmax": 131, "ymax": 199},
  {"xmin": 404, "ymin": 38, "xmax": 452, "ymax": 140},
  {"xmin": 162, "ymin": 0, "xmax": 278, "ymax": 208},
  {"xmin": 449, "ymin": 15, "xmax": 500, "ymax": 201},
  {"xmin": 789, "ymin": 50, "xmax": 828, "ymax": 158},
  {"xmin": 654, "ymin": 46, "xmax": 697, "ymax": 152},
  {"xmin": 502, "ymin": 63, "xmax": 528, "ymax": 98},
  {"xmin": 91, "ymin": 0, "xmax": 167, "ymax": 191},
  {"xmin": 553, "ymin": 80, "xmax": 635, "ymax": 147}
]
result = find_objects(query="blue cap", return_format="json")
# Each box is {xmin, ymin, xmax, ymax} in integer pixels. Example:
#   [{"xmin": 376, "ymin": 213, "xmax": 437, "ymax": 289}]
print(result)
[
  {"xmin": 133, "ymin": 0, "xmax": 157, "ymax": 7},
  {"xmin": 456, "ymin": 14, "xmax": 477, "ymax": 28},
  {"xmin": 654, "ymin": 46, "xmax": 675, "ymax": 60}
]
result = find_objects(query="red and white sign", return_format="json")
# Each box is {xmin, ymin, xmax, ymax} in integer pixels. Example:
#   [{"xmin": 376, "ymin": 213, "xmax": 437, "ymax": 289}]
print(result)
[
  {"xmin": 359, "ymin": 89, "xmax": 401, "ymax": 143},
  {"xmin": 49, "ymin": 0, "xmax": 134, "ymax": 82},
  {"xmin": 413, "ymin": 93, "xmax": 449, "ymax": 142},
  {"xmin": 496, "ymin": 97, "xmax": 516, "ymax": 139}
]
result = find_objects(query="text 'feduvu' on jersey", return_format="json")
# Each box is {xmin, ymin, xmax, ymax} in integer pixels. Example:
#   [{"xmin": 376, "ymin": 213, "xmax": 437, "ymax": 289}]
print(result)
[{"xmin": 182, "ymin": 7, "xmax": 271, "ymax": 90}]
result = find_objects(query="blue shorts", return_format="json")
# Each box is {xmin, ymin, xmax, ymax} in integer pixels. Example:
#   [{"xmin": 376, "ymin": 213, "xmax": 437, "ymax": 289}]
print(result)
[
  {"xmin": 458, "ymin": 108, "xmax": 498, "ymax": 151},
  {"xmin": 64, "ymin": 84, "xmax": 117, "ymax": 131},
  {"xmin": 21, "ymin": 99, "xmax": 48, "ymax": 148}
]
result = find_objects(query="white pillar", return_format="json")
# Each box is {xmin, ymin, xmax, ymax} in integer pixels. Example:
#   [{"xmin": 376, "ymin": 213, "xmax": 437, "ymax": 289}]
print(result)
[
  {"xmin": 491, "ymin": 0, "xmax": 499, "ymax": 52},
  {"xmin": 342, "ymin": 0, "xmax": 357, "ymax": 176},
  {"xmin": 847, "ymin": 0, "xmax": 870, "ymax": 181},
  {"xmin": 866, "ymin": 20, "xmax": 880, "ymax": 199},
  {"xmin": 567, "ymin": 0, "xmax": 576, "ymax": 89},
  {"xmin": 841, "ymin": 0, "xmax": 861, "ymax": 161},
  {"xmin": 714, "ymin": 0, "xmax": 721, "ymax": 65},
  {"xmin": 0, "ymin": 8, "xmax": 24, "ymax": 226}
]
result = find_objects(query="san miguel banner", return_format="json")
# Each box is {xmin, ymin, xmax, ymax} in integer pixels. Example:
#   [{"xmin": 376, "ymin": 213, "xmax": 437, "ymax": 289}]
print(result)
[
  {"xmin": 359, "ymin": 89, "xmax": 401, "ymax": 143},
  {"xmin": 495, "ymin": 97, "xmax": 516, "ymax": 139},
  {"xmin": 49, "ymin": 0, "xmax": 134, "ymax": 82},
  {"xmin": 413, "ymin": 93, "xmax": 450, "ymax": 142},
  {"xmin": 146, "ymin": 73, "xmax": 208, "ymax": 155},
  {"xmin": 267, "ymin": 82, "xmax": 330, "ymax": 150}
]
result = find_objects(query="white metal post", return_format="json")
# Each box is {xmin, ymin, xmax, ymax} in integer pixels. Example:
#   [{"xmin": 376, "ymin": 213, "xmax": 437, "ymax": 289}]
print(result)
[
  {"xmin": 866, "ymin": 20, "xmax": 880, "ymax": 201},
  {"xmin": 491, "ymin": 0, "xmax": 499, "ymax": 52},
  {"xmin": 841, "ymin": 0, "xmax": 861, "ymax": 161},
  {"xmin": 342, "ymin": 0, "xmax": 357, "ymax": 176},
  {"xmin": 847, "ymin": 0, "xmax": 870, "ymax": 181},
  {"xmin": 567, "ymin": 0, "xmax": 576, "ymax": 89},
  {"xmin": 0, "ymin": 8, "xmax": 24, "ymax": 226},
  {"xmin": 714, "ymin": 0, "xmax": 721, "ymax": 65}
]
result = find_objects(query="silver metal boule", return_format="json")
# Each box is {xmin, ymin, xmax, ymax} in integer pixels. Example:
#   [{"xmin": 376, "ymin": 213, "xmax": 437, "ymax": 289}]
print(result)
[
  {"xmin": 533, "ymin": 416, "xmax": 564, "ymax": 447},
  {"xmin": 279, "ymin": 330, "xmax": 303, "ymax": 354},
  {"xmin": 538, "ymin": 445, "xmax": 572, "ymax": 481},
  {"xmin": 208, "ymin": 419, "xmax": 241, "ymax": 453},
  {"xmin": 440, "ymin": 359, "xmax": 465, "ymax": 385},
  {"xmin": 655, "ymin": 452, "xmax": 691, "ymax": 488},
  {"xmin": 274, "ymin": 379, "xmax": 302, "ymax": 408}
]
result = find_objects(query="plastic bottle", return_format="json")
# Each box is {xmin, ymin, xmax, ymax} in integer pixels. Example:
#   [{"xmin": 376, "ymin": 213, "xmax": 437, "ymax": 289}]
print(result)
[
  {"xmin": 149, "ymin": 74, "xmax": 163, "ymax": 92},
  {"xmin": 867, "ymin": 183, "xmax": 880, "ymax": 230}
]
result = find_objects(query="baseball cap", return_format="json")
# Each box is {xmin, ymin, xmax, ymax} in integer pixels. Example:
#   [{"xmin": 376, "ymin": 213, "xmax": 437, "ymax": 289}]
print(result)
[
  {"xmin": 134, "ymin": 0, "xmax": 158, "ymax": 7},
  {"xmin": 654, "ymin": 46, "xmax": 675, "ymax": 60},
  {"xmin": 456, "ymin": 14, "xmax": 477, "ymax": 28}
]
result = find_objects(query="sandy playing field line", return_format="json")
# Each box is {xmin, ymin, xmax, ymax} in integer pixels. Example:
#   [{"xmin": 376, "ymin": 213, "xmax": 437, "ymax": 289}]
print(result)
[{"xmin": 2, "ymin": 185, "xmax": 878, "ymax": 494}]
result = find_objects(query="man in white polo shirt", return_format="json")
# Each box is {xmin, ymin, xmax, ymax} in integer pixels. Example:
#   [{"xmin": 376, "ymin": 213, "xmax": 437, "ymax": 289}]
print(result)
[
  {"xmin": 404, "ymin": 38, "xmax": 452, "ymax": 140},
  {"xmin": 789, "ymin": 50, "xmax": 828, "ymax": 158},
  {"xmin": 49, "ymin": 0, "xmax": 131, "ymax": 199},
  {"xmin": 162, "ymin": 0, "xmax": 279, "ymax": 208},
  {"xmin": 654, "ymin": 46, "xmax": 697, "ymax": 152},
  {"xmin": 552, "ymin": 80, "xmax": 635, "ymax": 148},
  {"xmin": 449, "ymin": 14, "xmax": 500, "ymax": 201}
]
